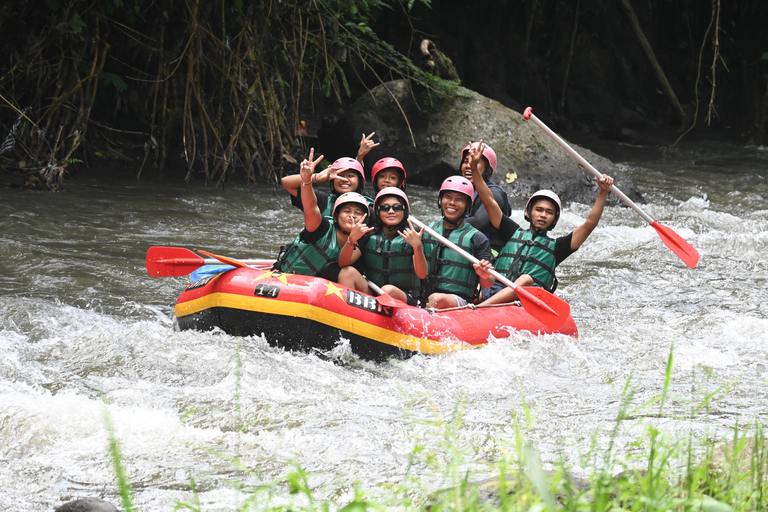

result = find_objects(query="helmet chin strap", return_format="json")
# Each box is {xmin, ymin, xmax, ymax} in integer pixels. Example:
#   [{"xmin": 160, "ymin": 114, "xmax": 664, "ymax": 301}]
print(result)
[
  {"xmin": 441, "ymin": 213, "xmax": 463, "ymax": 228},
  {"xmin": 530, "ymin": 225, "xmax": 549, "ymax": 237}
]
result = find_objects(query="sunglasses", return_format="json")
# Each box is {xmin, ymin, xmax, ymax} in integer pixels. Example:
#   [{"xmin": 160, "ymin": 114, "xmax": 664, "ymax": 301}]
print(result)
[{"xmin": 377, "ymin": 203, "xmax": 405, "ymax": 212}]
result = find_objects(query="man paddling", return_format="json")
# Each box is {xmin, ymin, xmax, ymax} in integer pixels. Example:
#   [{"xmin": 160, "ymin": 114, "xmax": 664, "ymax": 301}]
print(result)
[{"xmin": 468, "ymin": 141, "xmax": 614, "ymax": 305}]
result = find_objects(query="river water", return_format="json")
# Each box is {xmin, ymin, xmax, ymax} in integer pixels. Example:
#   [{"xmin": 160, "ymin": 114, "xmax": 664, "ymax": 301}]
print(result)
[{"xmin": 1, "ymin": 136, "xmax": 767, "ymax": 510}]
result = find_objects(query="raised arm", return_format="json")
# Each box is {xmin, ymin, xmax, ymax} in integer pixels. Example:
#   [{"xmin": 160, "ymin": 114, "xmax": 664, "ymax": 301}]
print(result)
[
  {"xmin": 299, "ymin": 149, "xmax": 325, "ymax": 233},
  {"xmin": 468, "ymin": 141, "xmax": 504, "ymax": 229},
  {"xmin": 282, "ymin": 161, "xmax": 349, "ymax": 199},
  {"xmin": 570, "ymin": 174, "xmax": 614, "ymax": 250},
  {"xmin": 356, "ymin": 132, "xmax": 379, "ymax": 163}
]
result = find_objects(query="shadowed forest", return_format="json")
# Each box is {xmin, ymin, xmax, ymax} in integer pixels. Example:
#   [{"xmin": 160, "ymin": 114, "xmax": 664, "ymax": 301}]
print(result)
[{"xmin": 1, "ymin": 0, "xmax": 766, "ymax": 190}]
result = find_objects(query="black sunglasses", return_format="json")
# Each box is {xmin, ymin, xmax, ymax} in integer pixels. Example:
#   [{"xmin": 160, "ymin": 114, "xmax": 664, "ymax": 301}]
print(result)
[{"xmin": 377, "ymin": 203, "xmax": 405, "ymax": 212}]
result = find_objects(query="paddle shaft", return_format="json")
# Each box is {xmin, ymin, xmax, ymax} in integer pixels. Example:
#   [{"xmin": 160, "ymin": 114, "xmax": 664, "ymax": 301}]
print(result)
[
  {"xmin": 366, "ymin": 279, "xmax": 386, "ymax": 296},
  {"xmin": 523, "ymin": 108, "xmax": 654, "ymax": 224},
  {"xmin": 409, "ymin": 217, "xmax": 519, "ymax": 292}
]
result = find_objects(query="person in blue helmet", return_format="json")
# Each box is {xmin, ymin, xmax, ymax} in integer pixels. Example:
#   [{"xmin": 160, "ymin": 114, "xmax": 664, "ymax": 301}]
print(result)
[{"xmin": 467, "ymin": 141, "xmax": 614, "ymax": 305}]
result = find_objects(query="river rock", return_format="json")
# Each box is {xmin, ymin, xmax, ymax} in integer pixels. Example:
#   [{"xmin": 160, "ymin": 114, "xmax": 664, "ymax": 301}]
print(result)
[
  {"xmin": 325, "ymin": 79, "xmax": 643, "ymax": 206},
  {"xmin": 54, "ymin": 498, "xmax": 119, "ymax": 512}
]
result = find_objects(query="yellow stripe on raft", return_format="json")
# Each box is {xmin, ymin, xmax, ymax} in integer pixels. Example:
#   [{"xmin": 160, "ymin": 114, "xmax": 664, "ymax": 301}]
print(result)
[{"xmin": 175, "ymin": 292, "xmax": 475, "ymax": 355}]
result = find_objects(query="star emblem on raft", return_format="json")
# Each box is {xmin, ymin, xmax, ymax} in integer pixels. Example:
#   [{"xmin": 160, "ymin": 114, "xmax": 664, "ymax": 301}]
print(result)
[
  {"xmin": 324, "ymin": 281, "xmax": 345, "ymax": 301},
  {"xmin": 252, "ymin": 270, "xmax": 289, "ymax": 285}
]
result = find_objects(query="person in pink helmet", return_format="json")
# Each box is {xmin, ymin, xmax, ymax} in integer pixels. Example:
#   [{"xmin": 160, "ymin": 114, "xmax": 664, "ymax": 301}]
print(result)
[
  {"xmin": 338, "ymin": 187, "xmax": 427, "ymax": 306},
  {"xmin": 466, "ymin": 142, "xmax": 614, "ymax": 305},
  {"xmin": 422, "ymin": 176, "xmax": 495, "ymax": 309},
  {"xmin": 281, "ymin": 133, "xmax": 377, "ymax": 217},
  {"xmin": 370, "ymin": 157, "xmax": 407, "ymax": 195},
  {"xmin": 460, "ymin": 141, "xmax": 512, "ymax": 257},
  {"xmin": 273, "ymin": 149, "xmax": 370, "ymax": 281}
]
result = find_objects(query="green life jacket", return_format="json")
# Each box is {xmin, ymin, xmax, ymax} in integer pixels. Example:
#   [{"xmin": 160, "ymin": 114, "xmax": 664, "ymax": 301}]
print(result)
[
  {"xmin": 495, "ymin": 227, "xmax": 557, "ymax": 292},
  {"xmin": 275, "ymin": 223, "xmax": 340, "ymax": 276},
  {"xmin": 361, "ymin": 232, "xmax": 422, "ymax": 298},
  {"xmin": 422, "ymin": 220, "xmax": 481, "ymax": 301}
]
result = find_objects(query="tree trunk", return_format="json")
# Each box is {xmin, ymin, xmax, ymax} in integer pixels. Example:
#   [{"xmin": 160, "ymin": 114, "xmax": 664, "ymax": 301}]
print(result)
[{"xmin": 617, "ymin": 0, "xmax": 688, "ymax": 123}]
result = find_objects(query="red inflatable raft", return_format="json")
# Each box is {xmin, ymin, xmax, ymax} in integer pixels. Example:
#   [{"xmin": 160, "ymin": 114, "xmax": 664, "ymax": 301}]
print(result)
[{"xmin": 173, "ymin": 266, "xmax": 578, "ymax": 360}]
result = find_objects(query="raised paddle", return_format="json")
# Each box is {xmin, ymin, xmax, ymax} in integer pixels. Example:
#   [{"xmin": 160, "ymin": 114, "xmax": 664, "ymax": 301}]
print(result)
[
  {"xmin": 409, "ymin": 216, "xmax": 570, "ymax": 330},
  {"xmin": 146, "ymin": 246, "xmax": 273, "ymax": 277},
  {"xmin": 523, "ymin": 107, "xmax": 700, "ymax": 268}
]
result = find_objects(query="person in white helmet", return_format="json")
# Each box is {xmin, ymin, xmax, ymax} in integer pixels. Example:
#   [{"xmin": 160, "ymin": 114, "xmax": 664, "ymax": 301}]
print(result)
[
  {"xmin": 467, "ymin": 142, "xmax": 614, "ymax": 305},
  {"xmin": 422, "ymin": 175, "xmax": 495, "ymax": 309},
  {"xmin": 273, "ymin": 149, "xmax": 369, "ymax": 282}
]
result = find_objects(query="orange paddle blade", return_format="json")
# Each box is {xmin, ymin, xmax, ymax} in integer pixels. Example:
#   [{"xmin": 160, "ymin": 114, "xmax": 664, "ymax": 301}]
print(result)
[
  {"xmin": 651, "ymin": 221, "xmax": 700, "ymax": 268},
  {"xmin": 515, "ymin": 286, "xmax": 571, "ymax": 330},
  {"xmin": 146, "ymin": 246, "xmax": 205, "ymax": 277}
]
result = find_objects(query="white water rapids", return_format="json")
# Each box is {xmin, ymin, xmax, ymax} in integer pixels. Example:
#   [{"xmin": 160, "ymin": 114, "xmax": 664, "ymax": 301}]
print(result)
[{"xmin": 1, "ymin": 137, "xmax": 767, "ymax": 510}]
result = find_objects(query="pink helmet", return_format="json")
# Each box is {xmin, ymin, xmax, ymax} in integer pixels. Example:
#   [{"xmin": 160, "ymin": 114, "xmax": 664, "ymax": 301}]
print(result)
[
  {"xmin": 374, "ymin": 186, "xmax": 410, "ymax": 212},
  {"xmin": 439, "ymin": 175, "xmax": 475, "ymax": 198},
  {"xmin": 461, "ymin": 142, "xmax": 497, "ymax": 176},
  {"xmin": 371, "ymin": 157, "xmax": 406, "ymax": 193},
  {"xmin": 525, "ymin": 190, "xmax": 562, "ymax": 229},
  {"xmin": 331, "ymin": 157, "xmax": 365, "ymax": 193},
  {"xmin": 438, "ymin": 176, "xmax": 474, "ymax": 217},
  {"xmin": 374, "ymin": 187, "xmax": 410, "ymax": 229},
  {"xmin": 332, "ymin": 192, "xmax": 369, "ymax": 221}
]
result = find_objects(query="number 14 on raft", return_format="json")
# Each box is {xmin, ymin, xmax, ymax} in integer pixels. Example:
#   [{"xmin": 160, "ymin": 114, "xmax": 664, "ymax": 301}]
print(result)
[{"xmin": 523, "ymin": 107, "xmax": 700, "ymax": 269}]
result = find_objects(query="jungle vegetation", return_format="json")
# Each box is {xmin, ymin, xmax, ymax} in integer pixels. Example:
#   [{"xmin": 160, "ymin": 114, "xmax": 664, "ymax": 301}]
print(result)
[{"xmin": 0, "ymin": 0, "xmax": 766, "ymax": 190}]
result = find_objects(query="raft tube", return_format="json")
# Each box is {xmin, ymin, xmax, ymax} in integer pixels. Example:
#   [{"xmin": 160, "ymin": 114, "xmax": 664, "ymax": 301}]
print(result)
[{"xmin": 174, "ymin": 267, "xmax": 578, "ymax": 360}]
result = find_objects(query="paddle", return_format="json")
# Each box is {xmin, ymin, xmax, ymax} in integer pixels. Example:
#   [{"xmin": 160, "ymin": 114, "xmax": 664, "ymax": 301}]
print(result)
[
  {"xmin": 147, "ymin": 246, "xmax": 405, "ymax": 309},
  {"xmin": 409, "ymin": 216, "xmax": 571, "ymax": 330},
  {"xmin": 363, "ymin": 279, "xmax": 407, "ymax": 309},
  {"xmin": 146, "ymin": 246, "xmax": 273, "ymax": 277},
  {"xmin": 523, "ymin": 107, "xmax": 700, "ymax": 268}
]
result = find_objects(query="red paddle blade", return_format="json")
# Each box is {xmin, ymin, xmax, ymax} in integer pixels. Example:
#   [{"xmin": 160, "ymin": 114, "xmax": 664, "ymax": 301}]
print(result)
[
  {"xmin": 197, "ymin": 250, "xmax": 248, "ymax": 268},
  {"xmin": 374, "ymin": 292, "xmax": 410, "ymax": 309},
  {"xmin": 650, "ymin": 221, "xmax": 700, "ymax": 268},
  {"xmin": 515, "ymin": 286, "xmax": 571, "ymax": 330},
  {"xmin": 146, "ymin": 246, "xmax": 205, "ymax": 277}
]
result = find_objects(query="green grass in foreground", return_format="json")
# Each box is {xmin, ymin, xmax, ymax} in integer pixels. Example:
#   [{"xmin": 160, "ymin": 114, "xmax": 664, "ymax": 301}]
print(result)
[{"xmin": 102, "ymin": 346, "xmax": 767, "ymax": 511}]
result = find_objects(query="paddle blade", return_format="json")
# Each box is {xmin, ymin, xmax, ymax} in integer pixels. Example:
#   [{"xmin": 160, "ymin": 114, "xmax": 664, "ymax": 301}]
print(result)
[
  {"xmin": 374, "ymin": 292, "xmax": 412, "ymax": 309},
  {"xmin": 515, "ymin": 286, "xmax": 571, "ymax": 330},
  {"xmin": 650, "ymin": 221, "xmax": 700, "ymax": 268},
  {"xmin": 197, "ymin": 250, "xmax": 248, "ymax": 268},
  {"xmin": 146, "ymin": 246, "xmax": 205, "ymax": 277}
]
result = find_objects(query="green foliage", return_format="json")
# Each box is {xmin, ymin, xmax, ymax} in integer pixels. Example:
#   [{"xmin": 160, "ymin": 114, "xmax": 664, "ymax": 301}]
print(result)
[
  {"xmin": 102, "ymin": 406, "xmax": 136, "ymax": 512},
  {"xmin": 0, "ymin": 0, "xmax": 441, "ymax": 188},
  {"xmin": 101, "ymin": 72, "xmax": 127, "ymax": 91}
]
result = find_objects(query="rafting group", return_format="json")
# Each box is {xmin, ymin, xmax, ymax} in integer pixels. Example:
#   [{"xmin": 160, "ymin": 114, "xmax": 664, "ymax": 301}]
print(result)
[
  {"xmin": 271, "ymin": 133, "xmax": 615, "ymax": 311},
  {"xmin": 147, "ymin": 109, "xmax": 697, "ymax": 355}
]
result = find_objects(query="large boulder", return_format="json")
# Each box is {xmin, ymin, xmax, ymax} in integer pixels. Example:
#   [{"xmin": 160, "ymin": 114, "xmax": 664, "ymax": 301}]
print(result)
[{"xmin": 323, "ymin": 80, "xmax": 643, "ymax": 205}]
